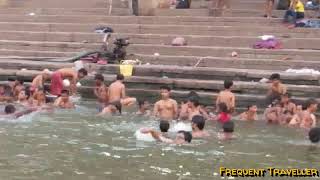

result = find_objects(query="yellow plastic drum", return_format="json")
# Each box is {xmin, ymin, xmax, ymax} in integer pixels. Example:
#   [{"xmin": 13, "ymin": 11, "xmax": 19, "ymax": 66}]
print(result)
[{"xmin": 120, "ymin": 64, "xmax": 134, "ymax": 77}]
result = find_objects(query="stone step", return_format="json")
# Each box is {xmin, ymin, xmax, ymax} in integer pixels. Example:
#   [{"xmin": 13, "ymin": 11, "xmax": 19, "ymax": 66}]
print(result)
[
  {"xmin": 0, "ymin": 15, "xmax": 286, "ymax": 26},
  {"xmin": 0, "ymin": 39, "xmax": 319, "ymax": 61},
  {"xmin": 0, "ymin": 22, "xmax": 317, "ymax": 38},
  {"xmin": 5, "ymin": 0, "xmax": 125, "ymax": 8},
  {"xmin": 190, "ymin": 0, "xmax": 265, "ymax": 9},
  {"xmin": 0, "ymin": 68, "xmax": 316, "ymax": 107},
  {"xmin": 1, "ymin": 49, "xmax": 320, "ymax": 72},
  {"xmin": 0, "ymin": 40, "xmax": 318, "ymax": 62},
  {"xmin": 154, "ymin": 9, "xmax": 318, "ymax": 18},
  {"xmin": 131, "ymin": 54, "xmax": 320, "ymax": 70},
  {"xmin": 128, "ymin": 44, "xmax": 320, "ymax": 61},
  {"xmin": 0, "ymin": 31, "xmax": 319, "ymax": 50},
  {"xmin": 0, "ymin": 60, "xmax": 319, "ymax": 86},
  {"xmin": 0, "ymin": 48, "xmax": 74, "ymax": 57},
  {"xmin": 0, "ymin": 8, "xmax": 130, "ymax": 16}
]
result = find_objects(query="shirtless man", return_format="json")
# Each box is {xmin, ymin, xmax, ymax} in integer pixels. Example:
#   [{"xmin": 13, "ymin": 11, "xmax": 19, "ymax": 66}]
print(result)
[
  {"xmin": 94, "ymin": 74, "xmax": 109, "ymax": 111},
  {"xmin": 240, "ymin": 105, "xmax": 258, "ymax": 121},
  {"xmin": 1, "ymin": 104, "xmax": 37, "ymax": 119},
  {"xmin": 12, "ymin": 79, "xmax": 24, "ymax": 100},
  {"xmin": 31, "ymin": 69, "xmax": 51, "ymax": 94},
  {"xmin": 0, "ymin": 85, "xmax": 12, "ymax": 102},
  {"xmin": 239, "ymin": 104, "xmax": 258, "ymax": 121},
  {"xmin": 192, "ymin": 115, "xmax": 210, "ymax": 138},
  {"xmin": 98, "ymin": 101, "xmax": 122, "ymax": 116},
  {"xmin": 141, "ymin": 128, "xmax": 192, "ymax": 144},
  {"xmin": 153, "ymin": 86, "xmax": 178, "ymax": 121},
  {"xmin": 32, "ymin": 88, "xmax": 46, "ymax": 107},
  {"xmin": 299, "ymin": 99, "xmax": 317, "ymax": 130},
  {"xmin": 264, "ymin": 100, "xmax": 282, "ymax": 124},
  {"xmin": 54, "ymin": 90, "xmax": 75, "ymax": 109},
  {"xmin": 216, "ymin": 80, "xmax": 235, "ymax": 113},
  {"xmin": 17, "ymin": 89, "xmax": 31, "ymax": 106},
  {"xmin": 266, "ymin": 73, "xmax": 287, "ymax": 106},
  {"xmin": 108, "ymin": 74, "xmax": 136, "ymax": 107},
  {"xmin": 179, "ymin": 97, "xmax": 200, "ymax": 120},
  {"xmin": 136, "ymin": 99, "xmax": 151, "ymax": 116},
  {"xmin": 279, "ymin": 93, "xmax": 297, "ymax": 124},
  {"xmin": 50, "ymin": 68, "xmax": 88, "ymax": 96}
]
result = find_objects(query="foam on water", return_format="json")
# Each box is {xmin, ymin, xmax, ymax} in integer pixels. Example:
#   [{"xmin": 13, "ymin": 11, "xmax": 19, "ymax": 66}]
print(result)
[
  {"xmin": 170, "ymin": 122, "xmax": 192, "ymax": 132},
  {"xmin": 135, "ymin": 130, "xmax": 155, "ymax": 142}
]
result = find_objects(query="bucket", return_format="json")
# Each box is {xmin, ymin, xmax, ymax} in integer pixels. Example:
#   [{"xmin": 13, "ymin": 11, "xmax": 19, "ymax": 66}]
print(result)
[{"xmin": 120, "ymin": 64, "xmax": 134, "ymax": 77}]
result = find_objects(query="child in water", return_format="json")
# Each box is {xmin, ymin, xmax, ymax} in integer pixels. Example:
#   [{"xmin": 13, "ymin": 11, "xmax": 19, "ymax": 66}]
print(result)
[
  {"xmin": 214, "ymin": 103, "xmax": 231, "ymax": 124},
  {"xmin": 218, "ymin": 121, "xmax": 236, "ymax": 141},
  {"xmin": 216, "ymin": 80, "xmax": 235, "ymax": 113}
]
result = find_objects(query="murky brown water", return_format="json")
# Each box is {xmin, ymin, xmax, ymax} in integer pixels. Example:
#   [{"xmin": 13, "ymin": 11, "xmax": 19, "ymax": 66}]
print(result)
[{"xmin": 0, "ymin": 100, "xmax": 319, "ymax": 180}]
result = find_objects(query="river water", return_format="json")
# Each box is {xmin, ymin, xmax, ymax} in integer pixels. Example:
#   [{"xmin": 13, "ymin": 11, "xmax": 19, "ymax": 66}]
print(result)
[{"xmin": 0, "ymin": 101, "xmax": 319, "ymax": 180}]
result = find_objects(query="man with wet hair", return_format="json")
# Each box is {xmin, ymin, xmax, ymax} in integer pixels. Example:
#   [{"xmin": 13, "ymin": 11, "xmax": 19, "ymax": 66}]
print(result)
[
  {"xmin": 99, "ymin": 101, "xmax": 122, "ymax": 116},
  {"xmin": 2, "ymin": 104, "xmax": 36, "ymax": 118},
  {"xmin": 300, "ymin": 98, "xmax": 318, "ymax": 129},
  {"xmin": 154, "ymin": 86, "xmax": 178, "ymax": 121},
  {"xmin": 266, "ymin": 73, "xmax": 287, "ymax": 106},
  {"xmin": 216, "ymin": 80, "xmax": 235, "ymax": 113},
  {"xmin": 54, "ymin": 90, "xmax": 75, "ymax": 109},
  {"xmin": 192, "ymin": 115, "xmax": 210, "ymax": 138},
  {"xmin": 108, "ymin": 73, "xmax": 136, "ymax": 107},
  {"xmin": 51, "ymin": 68, "xmax": 88, "ymax": 96},
  {"xmin": 309, "ymin": 127, "xmax": 320, "ymax": 143},
  {"xmin": 159, "ymin": 120, "xmax": 170, "ymax": 133}
]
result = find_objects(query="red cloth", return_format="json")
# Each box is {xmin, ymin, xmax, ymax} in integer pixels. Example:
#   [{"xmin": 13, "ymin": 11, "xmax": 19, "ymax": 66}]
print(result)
[
  {"xmin": 50, "ymin": 71, "xmax": 63, "ymax": 96},
  {"xmin": 218, "ymin": 112, "xmax": 231, "ymax": 124}
]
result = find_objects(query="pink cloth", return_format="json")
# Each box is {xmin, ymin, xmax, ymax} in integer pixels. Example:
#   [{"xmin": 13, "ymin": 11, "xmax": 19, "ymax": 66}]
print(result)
[
  {"xmin": 50, "ymin": 72, "xmax": 63, "ymax": 96},
  {"xmin": 218, "ymin": 112, "xmax": 231, "ymax": 124}
]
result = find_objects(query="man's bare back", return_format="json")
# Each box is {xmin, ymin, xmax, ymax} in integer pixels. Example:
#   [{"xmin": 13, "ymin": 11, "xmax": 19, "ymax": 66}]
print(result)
[
  {"xmin": 108, "ymin": 81, "xmax": 125, "ymax": 102},
  {"xmin": 216, "ymin": 90, "xmax": 235, "ymax": 112},
  {"xmin": 57, "ymin": 68, "xmax": 77, "ymax": 82},
  {"xmin": 154, "ymin": 99, "xmax": 178, "ymax": 120}
]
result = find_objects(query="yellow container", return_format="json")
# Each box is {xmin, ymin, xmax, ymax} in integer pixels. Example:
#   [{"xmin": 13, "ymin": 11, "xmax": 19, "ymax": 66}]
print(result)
[{"xmin": 120, "ymin": 64, "xmax": 134, "ymax": 77}]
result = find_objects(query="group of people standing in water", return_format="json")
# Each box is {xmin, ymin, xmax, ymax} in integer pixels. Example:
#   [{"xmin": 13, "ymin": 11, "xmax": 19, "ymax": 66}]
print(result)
[{"xmin": 0, "ymin": 67, "xmax": 319, "ymax": 145}]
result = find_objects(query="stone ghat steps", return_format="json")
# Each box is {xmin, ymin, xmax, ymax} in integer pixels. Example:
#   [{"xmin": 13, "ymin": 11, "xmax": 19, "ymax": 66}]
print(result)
[
  {"xmin": 190, "ymin": 0, "xmax": 265, "ymax": 9},
  {"xmin": 1, "ymin": 59, "xmax": 319, "ymax": 87},
  {"xmin": 0, "ymin": 15, "xmax": 287, "ymax": 26},
  {"xmin": 0, "ymin": 8, "xmax": 130, "ymax": 16},
  {"xmin": 2, "ymin": 49, "xmax": 320, "ymax": 72},
  {"xmin": 132, "ymin": 54, "xmax": 320, "ymax": 71},
  {"xmin": 0, "ymin": 22, "xmax": 318, "ymax": 38},
  {"xmin": 0, "ymin": 40, "xmax": 319, "ymax": 61},
  {"xmin": 0, "ymin": 68, "xmax": 317, "ymax": 107},
  {"xmin": 0, "ymin": 8, "xmax": 298, "ymax": 18},
  {"xmin": 154, "ymin": 9, "xmax": 319, "ymax": 17},
  {"xmin": 0, "ymin": 41, "xmax": 319, "ymax": 62},
  {"xmin": 128, "ymin": 44, "xmax": 320, "ymax": 61},
  {"xmin": 0, "ymin": 31, "xmax": 319, "ymax": 50},
  {"xmin": 6, "ymin": 0, "xmax": 126, "ymax": 8},
  {"xmin": 0, "ymin": 40, "xmax": 319, "ymax": 62}
]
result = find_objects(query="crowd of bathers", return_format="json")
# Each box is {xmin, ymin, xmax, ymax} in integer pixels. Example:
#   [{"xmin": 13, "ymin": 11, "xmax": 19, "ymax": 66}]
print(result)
[{"xmin": 0, "ymin": 68, "xmax": 319, "ymax": 145}]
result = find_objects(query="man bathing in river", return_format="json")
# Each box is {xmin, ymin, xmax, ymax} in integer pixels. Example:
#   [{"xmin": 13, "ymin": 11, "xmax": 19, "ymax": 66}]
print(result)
[
  {"xmin": 31, "ymin": 69, "xmax": 52, "ymax": 95},
  {"xmin": 54, "ymin": 90, "xmax": 75, "ymax": 109},
  {"xmin": 192, "ymin": 115, "xmax": 210, "ymax": 138},
  {"xmin": 153, "ymin": 86, "xmax": 178, "ymax": 121},
  {"xmin": 1, "ymin": 104, "xmax": 37, "ymax": 119},
  {"xmin": 94, "ymin": 74, "xmax": 109, "ymax": 111},
  {"xmin": 108, "ymin": 74, "xmax": 136, "ymax": 107},
  {"xmin": 141, "ymin": 128, "xmax": 192, "ymax": 144},
  {"xmin": 50, "ymin": 68, "xmax": 87, "ymax": 96},
  {"xmin": 216, "ymin": 80, "xmax": 235, "ymax": 113}
]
